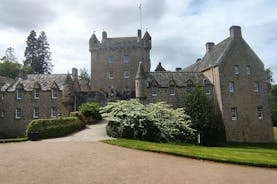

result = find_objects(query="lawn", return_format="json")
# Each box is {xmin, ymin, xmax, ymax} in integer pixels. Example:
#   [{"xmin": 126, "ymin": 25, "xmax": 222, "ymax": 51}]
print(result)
[
  {"xmin": 0, "ymin": 137, "xmax": 28, "ymax": 143},
  {"xmin": 103, "ymin": 138, "xmax": 277, "ymax": 168}
]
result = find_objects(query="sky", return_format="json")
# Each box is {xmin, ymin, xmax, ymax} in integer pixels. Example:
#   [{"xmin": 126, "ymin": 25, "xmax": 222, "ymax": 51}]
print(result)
[{"xmin": 1, "ymin": 0, "xmax": 277, "ymax": 81}]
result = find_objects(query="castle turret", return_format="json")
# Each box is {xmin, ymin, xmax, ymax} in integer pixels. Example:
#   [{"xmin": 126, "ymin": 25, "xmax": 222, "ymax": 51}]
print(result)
[
  {"xmin": 142, "ymin": 31, "xmax": 151, "ymax": 50},
  {"xmin": 62, "ymin": 74, "xmax": 74, "ymax": 109},
  {"xmin": 89, "ymin": 33, "xmax": 99, "ymax": 52},
  {"xmin": 135, "ymin": 62, "xmax": 147, "ymax": 99}
]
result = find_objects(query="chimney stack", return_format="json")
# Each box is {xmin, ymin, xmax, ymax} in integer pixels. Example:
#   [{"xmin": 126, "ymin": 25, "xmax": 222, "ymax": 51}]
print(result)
[
  {"xmin": 176, "ymin": 68, "xmax": 182, "ymax": 72},
  {"xmin": 205, "ymin": 42, "xmax": 215, "ymax": 52},
  {"xmin": 195, "ymin": 58, "xmax": 201, "ymax": 63},
  {"xmin": 102, "ymin": 30, "xmax": 107, "ymax": 40},
  {"xmin": 229, "ymin": 25, "xmax": 241, "ymax": 38},
  {"xmin": 72, "ymin": 68, "xmax": 78, "ymax": 80}
]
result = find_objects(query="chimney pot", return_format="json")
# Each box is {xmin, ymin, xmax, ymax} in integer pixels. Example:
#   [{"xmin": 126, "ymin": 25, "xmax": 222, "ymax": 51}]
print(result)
[
  {"xmin": 205, "ymin": 42, "xmax": 215, "ymax": 52},
  {"xmin": 176, "ymin": 68, "xmax": 182, "ymax": 72},
  {"xmin": 72, "ymin": 68, "xmax": 78, "ymax": 80},
  {"xmin": 229, "ymin": 25, "xmax": 241, "ymax": 38},
  {"xmin": 102, "ymin": 30, "xmax": 107, "ymax": 40}
]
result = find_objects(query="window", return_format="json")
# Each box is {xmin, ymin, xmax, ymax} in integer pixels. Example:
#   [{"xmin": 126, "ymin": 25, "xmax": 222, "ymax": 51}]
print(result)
[
  {"xmin": 169, "ymin": 86, "xmax": 175, "ymax": 96},
  {"xmin": 246, "ymin": 65, "xmax": 251, "ymax": 75},
  {"xmin": 51, "ymin": 89, "xmax": 58, "ymax": 99},
  {"xmin": 254, "ymin": 82, "xmax": 259, "ymax": 92},
  {"xmin": 151, "ymin": 86, "xmax": 157, "ymax": 96},
  {"xmin": 0, "ymin": 111, "xmax": 4, "ymax": 118},
  {"xmin": 33, "ymin": 107, "xmax": 39, "ymax": 118},
  {"xmin": 204, "ymin": 79, "xmax": 210, "ymax": 95},
  {"xmin": 123, "ymin": 55, "xmax": 129, "ymax": 63},
  {"xmin": 16, "ymin": 89, "xmax": 23, "ymax": 100},
  {"xmin": 234, "ymin": 65, "xmax": 240, "ymax": 75},
  {"xmin": 34, "ymin": 89, "xmax": 40, "ymax": 99},
  {"xmin": 123, "ymin": 71, "xmax": 129, "ymax": 79},
  {"xmin": 51, "ymin": 107, "xmax": 57, "ymax": 118},
  {"xmin": 231, "ymin": 107, "xmax": 237, "ymax": 120},
  {"xmin": 257, "ymin": 106, "xmax": 263, "ymax": 120},
  {"xmin": 229, "ymin": 82, "xmax": 234, "ymax": 93},
  {"xmin": 15, "ymin": 108, "xmax": 21, "ymax": 119},
  {"xmin": 108, "ymin": 56, "xmax": 113, "ymax": 64},
  {"xmin": 108, "ymin": 71, "xmax": 113, "ymax": 79}
]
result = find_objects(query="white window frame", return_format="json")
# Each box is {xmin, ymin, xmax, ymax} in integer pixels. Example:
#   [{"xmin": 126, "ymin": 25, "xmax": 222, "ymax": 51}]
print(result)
[
  {"xmin": 34, "ymin": 89, "xmax": 40, "ymax": 99},
  {"xmin": 229, "ymin": 82, "xmax": 234, "ymax": 93},
  {"xmin": 33, "ymin": 107, "xmax": 39, "ymax": 119},
  {"xmin": 151, "ymin": 86, "xmax": 157, "ymax": 96},
  {"xmin": 246, "ymin": 65, "xmax": 251, "ymax": 75},
  {"xmin": 254, "ymin": 82, "xmax": 259, "ymax": 92},
  {"xmin": 123, "ymin": 55, "xmax": 129, "ymax": 63},
  {"xmin": 257, "ymin": 106, "xmax": 263, "ymax": 120},
  {"xmin": 16, "ymin": 89, "xmax": 23, "ymax": 100},
  {"xmin": 234, "ymin": 65, "xmax": 240, "ymax": 75},
  {"xmin": 231, "ymin": 107, "xmax": 237, "ymax": 121},
  {"xmin": 108, "ymin": 71, "xmax": 114, "ymax": 79},
  {"xmin": 123, "ymin": 71, "xmax": 129, "ymax": 79},
  {"xmin": 108, "ymin": 56, "xmax": 113, "ymax": 64},
  {"xmin": 15, "ymin": 108, "xmax": 21, "ymax": 119},
  {"xmin": 169, "ymin": 86, "xmax": 175, "ymax": 96},
  {"xmin": 51, "ymin": 107, "xmax": 57, "ymax": 118},
  {"xmin": 51, "ymin": 89, "xmax": 58, "ymax": 99}
]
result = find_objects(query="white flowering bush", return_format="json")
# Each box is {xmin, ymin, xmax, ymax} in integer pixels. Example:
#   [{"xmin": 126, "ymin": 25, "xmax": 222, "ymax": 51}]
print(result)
[{"xmin": 100, "ymin": 100, "xmax": 195, "ymax": 143}]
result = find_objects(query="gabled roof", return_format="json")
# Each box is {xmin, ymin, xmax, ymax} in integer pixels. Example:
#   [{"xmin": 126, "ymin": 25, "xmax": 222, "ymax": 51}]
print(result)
[
  {"xmin": 4, "ymin": 74, "xmax": 73, "ymax": 92},
  {"xmin": 154, "ymin": 62, "xmax": 166, "ymax": 72},
  {"xmin": 146, "ymin": 72, "xmax": 208, "ymax": 87},
  {"xmin": 183, "ymin": 37, "xmax": 233, "ymax": 72}
]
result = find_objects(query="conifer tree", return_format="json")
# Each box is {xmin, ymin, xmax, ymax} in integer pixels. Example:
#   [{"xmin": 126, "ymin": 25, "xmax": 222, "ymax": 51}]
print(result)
[
  {"xmin": 37, "ymin": 31, "xmax": 52, "ymax": 74},
  {"xmin": 24, "ymin": 30, "xmax": 38, "ymax": 70}
]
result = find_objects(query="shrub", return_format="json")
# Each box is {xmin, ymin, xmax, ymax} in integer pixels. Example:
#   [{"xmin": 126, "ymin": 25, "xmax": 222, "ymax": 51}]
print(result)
[
  {"xmin": 26, "ymin": 117, "xmax": 86, "ymax": 140},
  {"xmin": 70, "ymin": 111, "xmax": 86, "ymax": 122},
  {"xmin": 183, "ymin": 87, "xmax": 226, "ymax": 146},
  {"xmin": 79, "ymin": 102, "xmax": 102, "ymax": 124},
  {"xmin": 101, "ymin": 100, "xmax": 195, "ymax": 143}
]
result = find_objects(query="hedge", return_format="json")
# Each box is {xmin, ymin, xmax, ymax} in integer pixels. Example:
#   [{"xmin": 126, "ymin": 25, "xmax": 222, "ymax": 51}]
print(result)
[{"xmin": 26, "ymin": 117, "xmax": 86, "ymax": 140}]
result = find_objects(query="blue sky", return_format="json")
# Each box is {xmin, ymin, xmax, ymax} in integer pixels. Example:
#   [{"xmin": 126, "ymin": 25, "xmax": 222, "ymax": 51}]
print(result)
[{"xmin": 0, "ymin": 0, "xmax": 277, "ymax": 81}]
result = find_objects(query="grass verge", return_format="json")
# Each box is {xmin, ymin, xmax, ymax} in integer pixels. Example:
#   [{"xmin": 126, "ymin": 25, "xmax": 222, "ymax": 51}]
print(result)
[
  {"xmin": 102, "ymin": 139, "xmax": 277, "ymax": 168},
  {"xmin": 0, "ymin": 137, "xmax": 28, "ymax": 143}
]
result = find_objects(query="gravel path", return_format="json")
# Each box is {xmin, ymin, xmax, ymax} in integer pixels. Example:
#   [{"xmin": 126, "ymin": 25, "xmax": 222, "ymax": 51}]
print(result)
[
  {"xmin": 0, "ymin": 141, "xmax": 277, "ymax": 184},
  {"xmin": 42, "ymin": 120, "xmax": 113, "ymax": 142}
]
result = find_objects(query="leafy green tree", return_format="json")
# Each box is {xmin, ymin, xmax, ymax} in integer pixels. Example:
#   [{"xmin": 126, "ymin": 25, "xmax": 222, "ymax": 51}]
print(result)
[
  {"xmin": 265, "ymin": 67, "xmax": 274, "ymax": 89},
  {"xmin": 24, "ymin": 30, "xmax": 52, "ymax": 74},
  {"xmin": 183, "ymin": 87, "xmax": 225, "ymax": 146},
  {"xmin": 0, "ymin": 61, "xmax": 19, "ymax": 78},
  {"xmin": 79, "ymin": 68, "xmax": 90, "ymax": 81},
  {"xmin": 37, "ymin": 31, "xmax": 52, "ymax": 74},
  {"xmin": 269, "ymin": 84, "xmax": 277, "ymax": 126}
]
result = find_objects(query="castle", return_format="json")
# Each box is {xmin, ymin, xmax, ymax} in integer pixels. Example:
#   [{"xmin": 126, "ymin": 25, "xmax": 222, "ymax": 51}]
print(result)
[{"xmin": 0, "ymin": 25, "xmax": 274, "ymax": 143}]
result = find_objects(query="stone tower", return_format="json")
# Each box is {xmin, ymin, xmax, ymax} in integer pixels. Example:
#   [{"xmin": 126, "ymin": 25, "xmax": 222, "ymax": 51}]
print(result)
[{"xmin": 89, "ymin": 29, "xmax": 151, "ymax": 100}]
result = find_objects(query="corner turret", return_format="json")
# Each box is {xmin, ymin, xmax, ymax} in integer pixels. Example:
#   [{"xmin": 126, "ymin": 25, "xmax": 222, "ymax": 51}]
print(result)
[
  {"xmin": 135, "ymin": 62, "xmax": 147, "ymax": 99},
  {"xmin": 142, "ymin": 31, "xmax": 151, "ymax": 49},
  {"xmin": 89, "ymin": 33, "xmax": 100, "ymax": 52}
]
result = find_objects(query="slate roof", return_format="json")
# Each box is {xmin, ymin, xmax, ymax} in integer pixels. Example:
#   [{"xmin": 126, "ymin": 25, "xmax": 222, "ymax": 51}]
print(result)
[
  {"xmin": 2, "ymin": 74, "xmax": 72, "ymax": 92},
  {"xmin": 183, "ymin": 37, "xmax": 233, "ymax": 72},
  {"xmin": 100, "ymin": 37, "xmax": 141, "ymax": 49},
  {"xmin": 0, "ymin": 76, "xmax": 14, "ymax": 92},
  {"xmin": 146, "ymin": 72, "xmax": 208, "ymax": 87}
]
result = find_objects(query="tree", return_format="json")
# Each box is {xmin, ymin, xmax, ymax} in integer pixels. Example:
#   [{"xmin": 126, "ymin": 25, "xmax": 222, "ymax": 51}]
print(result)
[
  {"xmin": 37, "ymin": 31, "xmax": 52, "ymax": 74},
  {"xmin": 2, "ymin": 47, "xmax": 17, "ymax": 63},
  {"xmin": 24, "ymin": 30, "xmax": 52, "ymax": 74},
  {"xmin": 183, "ymin": 87, "xmax": 226, "ymax": 146},
  {"xmin": 269, "ymin": 84, "xmax": 277, "ymax": 126},
  {"xmin": 0, "ymin": 61, "xmax": 19, "ymax": 78},
  {"xmin": 79, "ymin": 68, "xmax": 90, "ymax": 81},
  {"xmin": 265, "ymin": 67, "xmax": 274, "ymax": 89}
]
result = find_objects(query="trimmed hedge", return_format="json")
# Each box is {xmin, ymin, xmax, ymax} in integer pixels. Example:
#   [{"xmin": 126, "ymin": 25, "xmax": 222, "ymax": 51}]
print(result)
[
  {"xmin": 26, "ymin": 117, "xmax": 86, "ymax": 140},
  {"xmin": 70, "ymin": 111, "xmax": 86, "ymax": 122},
  {"xmin": 79, "ymin": 102, "xmax": 102, "ymax": 124}
]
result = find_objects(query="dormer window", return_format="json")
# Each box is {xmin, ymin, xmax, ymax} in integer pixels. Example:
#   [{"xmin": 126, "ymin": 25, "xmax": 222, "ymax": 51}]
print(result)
[
  {"xmin": 51, "ymin": 89, "xmax": 58, "ymax": 99},
  {"xmin": 234, "ymin": 65, "xmax": 240, "ymax": 75},
  {"xmin": 34, "ymin": 89, "xmax": 40, "ymax": 99},
  {"xmin": 16, "ymin": 89, "xmax": 23, "ymax": 100}
]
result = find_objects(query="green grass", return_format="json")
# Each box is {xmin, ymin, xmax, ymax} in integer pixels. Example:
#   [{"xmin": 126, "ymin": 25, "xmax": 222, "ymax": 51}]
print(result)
[
  {"xmin": 273, "ymin": 127, "xmax": 277, "ymax": 143},
  {"xmin": 103, "ymin": 139, "xmax": 277, "ymax": 168},
  {"xmin": 0, "ymin": 137, "xmax": 28, "ymax": 143}
]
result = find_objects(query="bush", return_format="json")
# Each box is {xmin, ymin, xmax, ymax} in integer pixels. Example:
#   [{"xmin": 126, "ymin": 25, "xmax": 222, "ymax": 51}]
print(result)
[
  {"xmin": 70, "ymin": 111, "xmax": 86, "ymax": 122},
  {"xmin": 26, "ymin": 117, "xmax": 86, "ymax": 140},
  {"xmin": 79, "ymin": 102, "xmax": 102, "ymax": 124},
  {"xmin": 101, "ymin": 100, "xmax": 195, "ymax": 143},
  {"xmin": 183, "ymin": 87, "xmax": 226, "ymax": 146}
]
